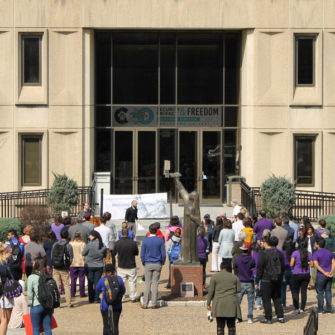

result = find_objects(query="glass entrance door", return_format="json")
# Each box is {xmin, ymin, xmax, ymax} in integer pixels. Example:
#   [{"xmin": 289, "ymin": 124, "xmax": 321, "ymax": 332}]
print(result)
[
  {"xmin": 202, "ymin": 131, "xmax": 221, "ymax": 200},
  {"xmin": 179, "ymin": 131, "xmax": 198, "ymax": 193},
  {"xmin": 137, "ymin": 131, "xmax": 156, "ymax": 194}
]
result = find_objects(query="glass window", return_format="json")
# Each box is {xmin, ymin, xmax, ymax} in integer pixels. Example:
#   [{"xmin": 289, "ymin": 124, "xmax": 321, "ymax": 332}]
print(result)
[
  {"xmin": 22, "ymin": 35, "xmax": 42, "ymax": 85},
  {"xmin": 177, "ymin": 34, "xmax": 223, "ymax": 104},
  {"xmin": 223, "ymin": 130, "xmax": 237, "ymax": 177},
  {"xmin": 160, "ymin": 34, "xmax": 176, "ymax": 104},
  {"xmin": 113, "ymin": 32, "xmax": 158, "ymax": 104},
  {"xmin": 295, "ymin": 36, "xmax": 315, "ymax": 86},
  {"xmin": 95, "ymin": 32, "xmax": 111, "ymax": 104},
  {"xmin": 22, "ymin": 136, "xmax": 42, "ymax": 185},
  {"xmin": 95, "ymin": 129, "xmax": 111, "ymax": 172},
  {"xmin": 295, "ymin": 136, "xmax": 315, "ymax": 186}
]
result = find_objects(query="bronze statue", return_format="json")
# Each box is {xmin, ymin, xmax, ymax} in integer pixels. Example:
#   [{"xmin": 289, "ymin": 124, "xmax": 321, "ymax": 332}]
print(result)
[{"xmin": 169, "ymin": 172, "xmax": 200, "ymax": 264}]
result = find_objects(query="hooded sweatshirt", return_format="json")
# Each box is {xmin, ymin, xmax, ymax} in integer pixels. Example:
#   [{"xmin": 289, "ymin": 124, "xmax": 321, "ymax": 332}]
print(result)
[
  {"xmin": 164, "ymin": 226, "xmax": 183, "ymax": 243},
  {"xmin": 233, "ymin": 253, "xmax": 255, "ymax": 282},
  {"xmin": 166, "ymin": 235, "xmax": 182, "ymax": 253}
]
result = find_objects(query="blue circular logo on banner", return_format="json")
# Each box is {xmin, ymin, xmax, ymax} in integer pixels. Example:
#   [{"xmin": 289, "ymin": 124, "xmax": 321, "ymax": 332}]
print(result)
[{"xmin": 137, "ymin": 108, "xmax": 154, "ymax": 124}]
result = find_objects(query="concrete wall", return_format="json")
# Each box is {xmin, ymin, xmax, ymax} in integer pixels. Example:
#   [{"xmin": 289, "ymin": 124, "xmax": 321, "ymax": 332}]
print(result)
[{"xmin": 0, "ymin": 0, "xmax": 334, "ymax": 193}]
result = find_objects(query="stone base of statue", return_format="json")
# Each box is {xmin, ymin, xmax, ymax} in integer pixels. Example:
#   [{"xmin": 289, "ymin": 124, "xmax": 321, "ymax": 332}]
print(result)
[{"xmin": 171, "ymin": 263, "xmax": 203, "ymax": 297}]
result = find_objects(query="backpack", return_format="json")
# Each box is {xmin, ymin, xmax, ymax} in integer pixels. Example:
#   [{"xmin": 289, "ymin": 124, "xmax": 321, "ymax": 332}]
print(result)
[
  {"xmin": 168, "ymin": 241, "xmax": 181, "ymax": 262},
  {"xmin": 168, "ymin": 230, "xmax": 175, "ymax": 240},
  {"xmin": 8, "ymin": 242, "xmax": 22, "ymax": 268},
  {"xmin": 103, "ymin": 276, "xmax": 122, "ymax": 305},
  {"xmin": 36, "ymin": 273, "xmax": 60, "ymax": 310},
  {"xmin": 52, "ymin": 243, "xmax": 70, "ymax": 269},
  {"xmin": 265, "ymin": 248, "xmax": 282, "ymax": 281}
]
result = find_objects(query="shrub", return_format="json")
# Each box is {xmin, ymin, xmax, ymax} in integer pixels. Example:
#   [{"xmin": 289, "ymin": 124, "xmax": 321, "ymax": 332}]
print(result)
[
  {"xmin": 48, "ymin": 173, "xmax": 79, "ymax": 213},
  {"xmin": 260, "ymin": 175, "xmax": 296, "ymax": 219},
  {"xmin": 318, "ymin": 215, "xmax": 335, "ymax": 236},
  {"xmin": 0, "ymin": 218, "xmax": 22, "ymax": 242},
  {"xmin": 20, "ymin": 205, "xmax": 50, "ymax": 227}
]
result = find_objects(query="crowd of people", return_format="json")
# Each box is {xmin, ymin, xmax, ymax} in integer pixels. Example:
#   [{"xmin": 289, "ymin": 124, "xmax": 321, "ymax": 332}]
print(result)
[{"xmin": 0, "ymin": 199, "xmax": 334, "ymax": 335}]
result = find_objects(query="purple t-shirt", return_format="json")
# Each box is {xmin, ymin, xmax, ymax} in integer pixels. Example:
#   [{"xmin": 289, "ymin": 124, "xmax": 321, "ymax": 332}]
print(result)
[
  {"xmin": 275, "ymin": 247, "xmax": 290, "ymax": 271},
  {"xmin": 316, "ymin": 228, "xmax": 326, "ymax": 238},
  {"xmin": 197, "ymin": 236, "xmax": 208, "ymax": 260},
  {"xmin": 311, "ymin": 248, "xmax": 334, "ymax": 277},
  {"xmin": 51, "ymin": 223, "xmax": 64, "ymax": 240},
  {"xmin": 291, "ymin": 250, "xmax": 311, "ymax": 275},
  {"xmin": 253, "ymin": 218, "xmax": 274, "ymax": 240},
  {"xmin": 251, "ymin": 250, "xmax": 259, "ymax": 277}
]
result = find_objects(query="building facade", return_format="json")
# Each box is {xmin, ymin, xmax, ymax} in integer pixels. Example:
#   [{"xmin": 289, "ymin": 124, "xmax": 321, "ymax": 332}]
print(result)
[{"xmin": 1, "ymin": 0, "xmax": 334, "ymax": 203}]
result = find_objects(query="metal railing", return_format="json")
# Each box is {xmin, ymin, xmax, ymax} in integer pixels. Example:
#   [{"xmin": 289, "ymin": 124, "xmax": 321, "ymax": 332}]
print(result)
[
  {"xmin": 242, "ymin": 185, "xmax": 335, "ymax": 221},
  {"xmin": 0, "ymin": 186, "xmax": 95, "ymax": 219}
]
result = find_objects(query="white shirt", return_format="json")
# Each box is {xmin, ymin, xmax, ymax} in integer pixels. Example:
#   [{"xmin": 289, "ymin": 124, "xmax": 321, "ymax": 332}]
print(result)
[
  {"xmin": 95, "ymin": 224, "xmax": 112, "ymax": 249},
  {"xmin": 232, "ymin": 220, "xmax": 244, "ymax": 242},
  {"xmin": 232, "ymin": 205, "xmax": 242, "ymax": 217}
]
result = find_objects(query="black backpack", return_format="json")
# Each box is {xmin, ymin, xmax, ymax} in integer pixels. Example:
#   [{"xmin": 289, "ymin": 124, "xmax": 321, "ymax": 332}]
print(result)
[
  {"xmin": 52, "ymin": 243, "xmax": 70, "ymax": 269},
  {"xmin": 103, "ymin": 275, "xmax": 122, "ymax": 305},
  {"xmin": 265, "ymin": 248, "xmax": 282, "ymax": 281},
  {"xmin": 8, "ymin": 242, "xmax": 22, "ymax": 268},
  {"xmin": 35, "ymin": 274, "xmax": 60, "ymax": 310}
]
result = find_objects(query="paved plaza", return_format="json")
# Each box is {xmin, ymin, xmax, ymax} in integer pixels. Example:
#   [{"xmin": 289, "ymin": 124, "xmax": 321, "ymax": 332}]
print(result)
[{"xmin": 8, "ymin": 250, "xmax": 334, "ymax": 335}]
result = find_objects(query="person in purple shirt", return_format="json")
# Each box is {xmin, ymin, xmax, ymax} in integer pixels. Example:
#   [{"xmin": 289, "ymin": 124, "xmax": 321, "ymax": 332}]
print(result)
[
  {"xmin": 290, "ymin": 240, "xmax": 311, "ymax": 313},
  {"xmin": 234, "ymin": 244, "xmax": 256, "ymax": 323},
  {"xmin": 253, "ymin": 210, "xmax": 274, "ymax": 241},
  {"xmin": 51, "ymin": 215, "xmax": 64, "ymax": 240},
  {"xmin": 197, "ymin": 227, "xmax": 208, "ymax": 286},
  {"xmin": 316, "ymin": 219, "xmax": 327, "ymax": 238},
  {"xmin": 311, "ymin": 237, "xmax": 335, "ymax": 313},
  {"xmin": 96, "ymin": 263, "xmax": 125, "ymax": 335}
]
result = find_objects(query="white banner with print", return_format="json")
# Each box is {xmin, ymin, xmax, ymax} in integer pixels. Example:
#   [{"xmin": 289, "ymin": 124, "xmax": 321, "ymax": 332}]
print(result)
[{"xmin": 103, "ymin": 193, "xmax": 168, "ymax": 220}]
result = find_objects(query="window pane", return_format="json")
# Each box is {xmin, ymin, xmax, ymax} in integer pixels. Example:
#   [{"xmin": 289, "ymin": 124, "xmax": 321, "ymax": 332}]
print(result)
[
  {"xmin": 95, "ymin": 32, "xmax": 111, "ymax": 104},
  {"xmin": 95, "ymin": 129, "xmax": 111, "ymax": 172},
  {"xmin": 115, "ymin": 131, "xmax": 133, "ymax": 194},
  {"xmin": 159, "ymin": 129, "xmax": 175, "ymax": 195},
  {"xmin": 223, "ymin": 130, "xmax": 237, "ymax": 177},
  {"xmin": 225, "ymin": 35, "xmax": 240, "ymax": 104},
  {"xmin": 296, "ymin": 37, "xmax": 314, "ymax": 85},
  {"xmin": 22, "ymin": 137, "xmax": 41, "ymax": 185},
  {"xmin": 138, "ymin": 131, "xmax": 156, "ymax": 194},
  {"xmin": 225, "ymin": 106, "xmax": 238, "ymax": 127},
  {"xmin": 113, "ymin": 33, "xmax": 158, "ymax": 104},
  {"xmin": 95, "ymin": 106, "xmax": 111, "ymax": 127},
  {"xmin": 178, "ymin": 34, "xmax": 223, "ymax": 104},
  {"xmin": 295, "ymin": 136, "xmax": 314, "ymax": 185},
  {"xmin": 160, "ymin": 34, "xmax": 176, "ymax": 104},
  {"xmin": 23, "ymin": 36, "xmax": 41, "ymax": 84}
]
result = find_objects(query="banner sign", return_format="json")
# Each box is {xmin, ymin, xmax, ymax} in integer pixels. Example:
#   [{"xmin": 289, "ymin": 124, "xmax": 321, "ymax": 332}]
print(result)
[
  {"xmin": 103, "ymin": 193, "xmax": 168, "ymax": 220},
  {"xmin": 112, "ymin": 106, "xmax": 222, "ymax": 127}
]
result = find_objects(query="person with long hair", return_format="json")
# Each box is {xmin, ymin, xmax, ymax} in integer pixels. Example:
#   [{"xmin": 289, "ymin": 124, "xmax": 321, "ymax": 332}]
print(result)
[
  {"xmin": 19, "ymin": 225, "xmax": 34, "ymax": 279},
  {"xmin": 51, "ymin": 216, "xmax": 64, "ymax": 241},
  {"xmin": 290, "ymin": 240, "xmax": 311, "ymax": 314},
  {"xmin": 70, "ymin": 231, "xmax": 86, "ymax": 298},
  {"xmin": 0, "ymin": 243, "xmax": 14, "ymax": 335},
  {"xmin": 218, "ymin": 219, "xmax": 234, "ymax": 265},
  {"xmin": 27, "ymin": 257, "xmax": 54, "ymax": 335},
  {"xmin": 211, "ymin": 216, "xmax": 223, "ymax": 272},
  {"xmin": 82, "ymin": 231, "xmax": 106, "ymax": 303}
]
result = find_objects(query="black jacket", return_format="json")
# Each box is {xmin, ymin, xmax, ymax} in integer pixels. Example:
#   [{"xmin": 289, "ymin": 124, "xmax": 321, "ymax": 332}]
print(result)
[
  {"xmin": 255, "ymin": 248, "xmax": 285, "ymax": 283},
  {"xmin": 125, "ymin": 206, "xmax": 138, "ymax": 223},
  {"xmin": 212, "ymin": 225, "xmax": 223, "ymax": 242},
  {"xmin": 114, "ymin": 237, "xmax": 139, "ymax": 269}
]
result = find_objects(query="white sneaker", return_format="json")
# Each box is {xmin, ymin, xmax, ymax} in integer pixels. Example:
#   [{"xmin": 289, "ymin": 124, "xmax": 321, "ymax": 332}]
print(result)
[
  {"xmin": 293, "ymin": 310, "xmax": 300, "ymax": 315},
  {"xmin": 256, "ymin": 305, "xmax": 262, "ymax": 310},
  {"xmin": 248, "ymin": 318, "xmax": 253, "ymax": 324}
]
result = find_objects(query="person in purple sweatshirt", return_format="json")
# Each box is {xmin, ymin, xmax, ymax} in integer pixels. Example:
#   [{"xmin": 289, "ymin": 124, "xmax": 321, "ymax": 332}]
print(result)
[
  {"xmin": 197, "ymin": 227, "xmax": 208, "ymax": 286},
  {"xmin": 253, "ymin": 210, "xmax": 274, "ymax": 241},
  {"xmin": 234, "ymin": 244, "xmax": 256, "ymax": 323}
]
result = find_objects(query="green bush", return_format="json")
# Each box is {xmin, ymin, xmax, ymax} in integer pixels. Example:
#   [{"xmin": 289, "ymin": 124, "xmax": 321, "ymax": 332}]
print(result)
[
  {"xmin": 318, "ymin": 215, "xmax": 335, "ymax": 236},
  {"xmin": 260, "ymin": 175, "xmax": 296, "ymax": 219},
  {"xmin": 0, "ymin": 218, "xmax": 22, "ymax": 242},
  {"xmin": 48, "ymin": 173, "xmax": 79, "ymax": 213}
]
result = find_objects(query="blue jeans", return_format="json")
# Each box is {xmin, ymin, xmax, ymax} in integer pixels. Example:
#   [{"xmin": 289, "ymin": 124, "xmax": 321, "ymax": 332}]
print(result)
[
  {"xmin": 238, "ymin": 282, "xmax": 254, "ymax": 318},
  {"xmin": 87, "ymin": 266, "xmax": 103, "ymax": 302},
  {"xmin": 281, "ymin": 269, "xmax": 293, "ymax": 307},
  {"xmin": 315, "ymin": 276, "xmax": 333, "ymax": 313},
  {"xmin": 30, "ymin": 305, "xmax": 53, "ymax": 335}
]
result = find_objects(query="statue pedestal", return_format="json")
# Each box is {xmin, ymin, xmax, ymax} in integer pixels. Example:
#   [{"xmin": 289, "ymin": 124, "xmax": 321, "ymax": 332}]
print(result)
[{"xmin": 171, "ymin": 264, "xmax": 203, "ymax": 297}]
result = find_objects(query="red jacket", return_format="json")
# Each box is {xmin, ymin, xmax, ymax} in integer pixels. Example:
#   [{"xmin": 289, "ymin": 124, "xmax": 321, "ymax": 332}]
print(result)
[{"xmin": 146, "ymin": 229, "xmax": 164, "ymax": 239}]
